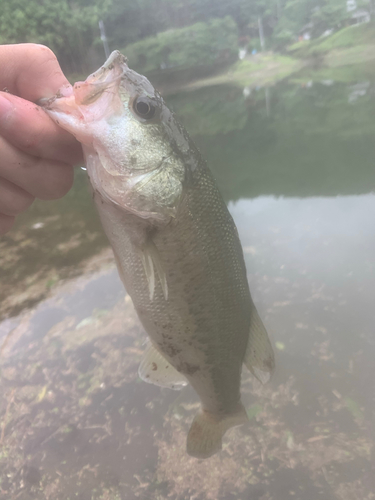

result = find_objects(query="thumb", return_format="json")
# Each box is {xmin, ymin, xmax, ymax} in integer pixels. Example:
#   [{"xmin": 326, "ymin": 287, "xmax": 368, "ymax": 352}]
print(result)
[{"xmin": 1, "ymin": 44, "xmax": 72, "ymax": 102}]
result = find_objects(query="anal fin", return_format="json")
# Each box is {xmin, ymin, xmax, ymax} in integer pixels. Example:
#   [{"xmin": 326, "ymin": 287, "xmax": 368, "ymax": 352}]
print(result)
[
  {"xmin": 138, "ymin": 342, "xmax": 188, "ymax": 390},
  {"xmin": 244, "ymin": 304, "xmax": 275, "ymax": 384}
]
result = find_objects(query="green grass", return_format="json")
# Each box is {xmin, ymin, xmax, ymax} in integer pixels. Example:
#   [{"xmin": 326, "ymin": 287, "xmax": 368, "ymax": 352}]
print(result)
[
  {"xmin": 230, "ymin": 53, "xmax": 301, "ymax": 86},
  {"xmin": 288, "ymin": 21, "xmax": 375, "ymax": 58},
  {"xmin": 175, "ymin": 52, "xmax": 302, "ymax": 92},
  {"xmin": 233, "ymin": 53, "xmax": 296, "ymax": 73}
]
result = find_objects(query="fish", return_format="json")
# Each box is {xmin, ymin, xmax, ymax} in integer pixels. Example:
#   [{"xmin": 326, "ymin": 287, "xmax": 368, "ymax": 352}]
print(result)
[{"xmin": 41, "ymin": 50, "xmax": 275, "ymax": 459}]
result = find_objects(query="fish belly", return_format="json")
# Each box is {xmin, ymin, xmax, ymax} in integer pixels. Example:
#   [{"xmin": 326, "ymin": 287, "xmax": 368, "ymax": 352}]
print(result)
[{"xmin": 93, "ymin": 164, "xmax": 252, "ymax": 417}]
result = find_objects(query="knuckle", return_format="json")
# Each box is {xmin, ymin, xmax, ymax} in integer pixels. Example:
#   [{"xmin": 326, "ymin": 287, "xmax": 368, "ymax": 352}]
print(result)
[{"xmin": 29, "ymin": 44, "xmax": 58, "ymax": 65}]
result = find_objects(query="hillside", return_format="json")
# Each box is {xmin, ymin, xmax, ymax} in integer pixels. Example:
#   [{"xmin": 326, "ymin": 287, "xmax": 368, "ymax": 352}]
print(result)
[{"xmin": 288, "ymin": 21, "xmax": 375, "ymax": 61}]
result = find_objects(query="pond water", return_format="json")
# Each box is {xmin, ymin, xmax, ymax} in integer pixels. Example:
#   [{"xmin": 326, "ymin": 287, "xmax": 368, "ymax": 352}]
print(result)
[{"xmin": 0, "ymin": 76, "xmax": 375, "ymax": 500}]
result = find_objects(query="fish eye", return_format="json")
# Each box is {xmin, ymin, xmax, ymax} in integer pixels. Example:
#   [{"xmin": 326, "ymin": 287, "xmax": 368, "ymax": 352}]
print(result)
[{"xmin": 133, "ymin": 97, "xmax": 156, "ymax": 119}]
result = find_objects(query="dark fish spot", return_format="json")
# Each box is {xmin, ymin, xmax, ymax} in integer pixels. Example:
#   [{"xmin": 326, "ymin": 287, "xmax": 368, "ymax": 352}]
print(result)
[
  {"xmin": 152, "ymin": 362, "xmax": 157, "ymax": 371},
  {"xmin": 160, "ymin": 342, "xmax": 181, "ymax": 357},
  {"xmin": 177, "ymin": 362, "xmax": 199, "ymax": 375},
  {"xmin": 264, "ymin": 356, "xmax": 274, "ymax": 371},
  {"xmin": 130, "ymin": 156, "xmax": 137, "ymax": 166}
]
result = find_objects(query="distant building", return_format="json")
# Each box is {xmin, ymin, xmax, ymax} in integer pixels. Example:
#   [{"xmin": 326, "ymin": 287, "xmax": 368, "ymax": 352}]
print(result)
[
  {"xmin": 347, "ymin": 0, "xmax": 357, "ymax": 12},
  {"xmin": 298, "ymin": 22, "xmax": 313, "ymax": 41},
  {"xmin": 350, "ymin": 9, "xmax": 371, "ymax": 23},
  {"xmin": 347, "ymin": 0, "xmax": 371, "ymax": 24}
]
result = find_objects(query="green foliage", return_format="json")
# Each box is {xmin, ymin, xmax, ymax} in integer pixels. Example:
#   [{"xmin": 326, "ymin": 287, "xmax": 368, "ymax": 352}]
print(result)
[
  {"xmin": 272, "ymin": 29, "xmax": 296, "ymax": 48},
  {"xmin": 123, "ymin": 17, "xmax": 239, "ymax": 74},
  {"xmin": 274, "ymin": 0, "xmax": 372, "ymax": 47},
  {"xmin": 0, "ymin": 0, "xmax": 373, "ymax": 74},
  {"xmin": 0, "ymin": 0, "xmax": 110, "ymax": 72},
  {"xmin": 315, "ymin": 20, "xmax": 375, "ymax": 50},
  {"xmin": 310, "ymin": 0, "xmax": 348, "ymax": 37},
  {"xmin": 103, "ymin": 0, "xmax": 255, "ymax": 52}
]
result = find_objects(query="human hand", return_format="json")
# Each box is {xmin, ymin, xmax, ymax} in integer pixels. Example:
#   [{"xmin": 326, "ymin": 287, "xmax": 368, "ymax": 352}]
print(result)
[{"xmin": 0, "ymin": 44, "xmax": 83, "ymax": 235}]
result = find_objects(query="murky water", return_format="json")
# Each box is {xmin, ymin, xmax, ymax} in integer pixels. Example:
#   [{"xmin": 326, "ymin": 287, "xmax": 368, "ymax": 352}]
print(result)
[{"xmin": 1, "ymin": 77, "xmax": 375, "ymax": 499}]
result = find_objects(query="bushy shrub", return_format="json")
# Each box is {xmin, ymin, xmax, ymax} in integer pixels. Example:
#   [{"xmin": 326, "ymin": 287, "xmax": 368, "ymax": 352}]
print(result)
[
  {"xmin": 0, "ymin": 0, "xmax": 109, "ymax": 73},
  {"xmin": 122, "ymin": 16, "xmax": 239, "ymax": 74}
]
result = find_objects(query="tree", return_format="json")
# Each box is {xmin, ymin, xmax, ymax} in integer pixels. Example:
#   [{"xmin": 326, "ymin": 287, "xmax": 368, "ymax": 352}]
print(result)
[{"xmin": 0, "ymin": 0, "xmax": 111, "ymax": 73}]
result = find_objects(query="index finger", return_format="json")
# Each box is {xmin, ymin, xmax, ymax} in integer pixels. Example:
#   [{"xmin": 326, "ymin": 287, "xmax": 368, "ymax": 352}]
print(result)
[
  {"xmin": 0, "ymin": 44, "xmax": 72, "ymax": 101},
  {"xmin": 0, "ymin": 92, "xmax": 83, "ymax": 165}
]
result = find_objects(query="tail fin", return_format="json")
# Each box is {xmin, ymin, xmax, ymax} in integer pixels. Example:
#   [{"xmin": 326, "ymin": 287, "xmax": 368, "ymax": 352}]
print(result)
[{"xmin": 186, "ymin": 405, "xmax": 248, "ymax": 459}]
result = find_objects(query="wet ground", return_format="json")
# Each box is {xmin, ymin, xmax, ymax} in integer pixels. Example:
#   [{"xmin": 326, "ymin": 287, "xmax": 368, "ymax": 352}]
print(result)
[{"xmin": 1, "ymin": 76, "xmax": 375, "ymax": 499}]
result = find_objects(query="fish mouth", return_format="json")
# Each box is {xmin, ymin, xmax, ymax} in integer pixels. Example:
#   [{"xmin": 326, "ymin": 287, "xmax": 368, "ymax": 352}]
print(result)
[
  {"xmin": 39, "ymin": 51, "xmax": 127, "ymax": 109},
  {"xmin": 85, "ymin": 50, "xmax": 127, "ymax": 86},
  {"xmin": 75, "ymin": 50, "xmax": 126, "ymax": 105}
]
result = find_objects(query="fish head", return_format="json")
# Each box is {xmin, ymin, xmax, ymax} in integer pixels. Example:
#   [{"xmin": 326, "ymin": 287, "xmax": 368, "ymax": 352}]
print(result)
[{"xmin": 42, "ymin": 51, "xmax": 197, "ymax": 221}]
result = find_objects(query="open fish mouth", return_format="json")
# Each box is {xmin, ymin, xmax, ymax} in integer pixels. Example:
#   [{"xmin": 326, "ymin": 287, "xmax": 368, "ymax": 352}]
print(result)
[
  {"xmin": 74, "ymin": 51, "xmax": 126, "ymax": 105},
  {"xmin": 84, "ymin": 51, "xmax": 127, "ymax": 85},
  {"xmin": 39, "ymin": 51, "xmax": 126, "ymax": 109}
]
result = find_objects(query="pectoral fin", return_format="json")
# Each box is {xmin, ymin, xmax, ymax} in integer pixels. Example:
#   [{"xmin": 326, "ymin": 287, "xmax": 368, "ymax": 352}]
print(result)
[
  {"xmin": 138, "ymin": 342, "xmax": 188, "ymax": 390},
  {"xmin": 244, "ymin": 304, "xmax": 275, "ymax": 384},
  {"xmin": 140, "ymin": 240, "xmax": 168, "ymax": 301}
]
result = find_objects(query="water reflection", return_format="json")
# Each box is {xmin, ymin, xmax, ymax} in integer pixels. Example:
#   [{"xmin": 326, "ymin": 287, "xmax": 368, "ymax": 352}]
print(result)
[
  {"xmin": 187, "ymin": 82, "xmax": 375, "ymax": 200},
  {"xmin": 2, "ymin": 81, "xmax": 375, "ymax": 318},
  {"xmin": 1, "ymin": 79, "xmax": 375, "ymax": 498}
]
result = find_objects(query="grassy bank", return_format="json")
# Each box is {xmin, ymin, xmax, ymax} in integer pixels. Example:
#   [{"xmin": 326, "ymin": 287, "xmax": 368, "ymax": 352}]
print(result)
[
  {"xmin": 161, "ymin": 23, "xmax": 375, "ymax": 92},
  {"xmin": 288, "ymin": 21, "xmax": 375, "ymax": 58},
  {"xmin": 286, "ymin": 22, "xmax": 375, "ymax": 83},
  {"xmin": 163, "ymin": 53, "xmax": 303, "ymax": 93},
  {"xmin": 66, "ymin": 23, "xmax": 375, "ymax": 95},
  {"xmin": 287, "ymin": 21, "xmax": 375, "ymax": 75}
]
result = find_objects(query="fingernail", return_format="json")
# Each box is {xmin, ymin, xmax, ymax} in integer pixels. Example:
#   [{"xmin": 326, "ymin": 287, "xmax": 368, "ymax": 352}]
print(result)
[{"xmin": 0, "ymin": 94, "xmax": 13, "ymax": 122}]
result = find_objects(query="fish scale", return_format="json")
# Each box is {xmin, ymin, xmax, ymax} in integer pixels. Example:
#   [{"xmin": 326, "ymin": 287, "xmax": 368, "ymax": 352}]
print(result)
[{"xmin": 42, "ymin": 50, "xmax": 275, "ymax": 459}]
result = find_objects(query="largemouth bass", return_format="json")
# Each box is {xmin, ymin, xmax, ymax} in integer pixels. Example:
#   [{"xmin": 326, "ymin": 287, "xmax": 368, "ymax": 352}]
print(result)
[{"xmin": 42, "ymin": 51, "xmax": 275, "ymax": 458}]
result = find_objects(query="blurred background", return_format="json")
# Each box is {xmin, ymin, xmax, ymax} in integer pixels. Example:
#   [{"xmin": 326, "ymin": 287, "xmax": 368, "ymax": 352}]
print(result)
[
  {"xmin": 0, "ymin": 0, "xmax": 374, "ymax": 82},
  {"xmin": 1, "ymin": 1, "xmax": 375, "ymax": 499}
]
